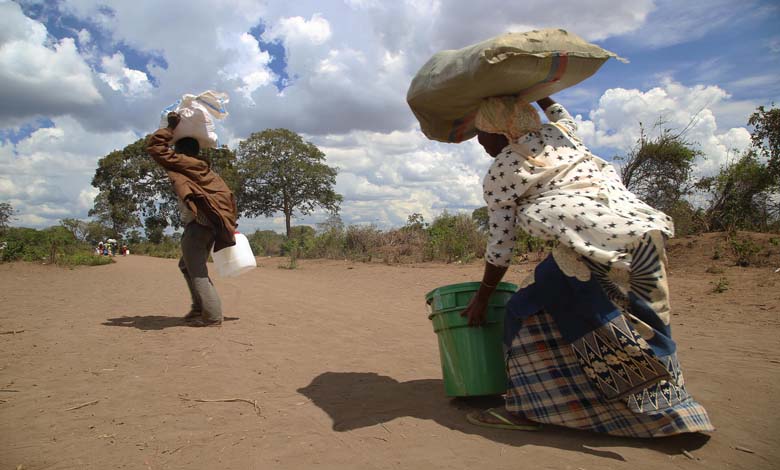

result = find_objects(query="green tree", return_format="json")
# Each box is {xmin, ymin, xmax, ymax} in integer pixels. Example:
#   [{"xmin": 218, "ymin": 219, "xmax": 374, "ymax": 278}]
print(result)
[
  {"xmin": 248, "ymin": 229, "xmax": 286, "ymax": 256},
  {"xmin": 404, "ymin": 213, "xmax": 427, "ymax": 231},
  {"xmin": 471, "ymin": 206, "xmax": 489, "ymax": 231},
  {"xmin": 91, "ymin": 138, "xmax": 239, "ymax": 241},
  {"xmin": 88, "ymin": 191, "xmax": 138, "ymax": 239},
  {"xmin": 0, "ymin": 201, "xmax": 14, "ymax": 233},
  {"xmin": 698, "ymin": 151, "xmax": 776, "ymax": 231},
  {"xmin": 203, "ymin": 146, "xmax": 241, "ymax": 194},
  {"xmin": 313, "ymin": 213, "xmax": 346, "ymax": 259},
  {"xmin": 125, "ymin": 229, "xmax": 143, "ymax": 245},
  {"xmin": 86, "ymin": 220, "xmax": 114, "ymax": 244},
  {"xmin": 237, "ymin": 129, "xmax": 342, "ymax": 237},
  {"xmin": 617, "ymin": 124, "xmax": 700, "ymax": 214},
  {"xmin": 748, "ymin": 104, "xmax": 780, "ymax": 179},
  {"xmin": 698, "ymin": 105, "xmax": 780, "ymax": 232},
  {"xmin": 60, "ymin": 218, "xmax": 90, "ymax": 242},
  {"xmin": 61, "ymin": 217, "xmax": 112, "ymax": 244},
  {"xmin": 288, "ymin": 225, "xmax": 316, "ymax": 240},
  {"xmin": 660, "ymin": 200, "xmax": 708, "ymax": 237},
  {"xmin": 144, "ymin": 214, "xmax": 168, "ymax": 244},
  {"xmin": 426, "ymin": 211, "xmax": 485, "ymax": 262},
  {"xmin": 317, "ymin": 212, "xmax": 345, "ymax": 233},
  {"xmin": 90, "ymin": 137, "xmax": 166, "ymax": 237}
]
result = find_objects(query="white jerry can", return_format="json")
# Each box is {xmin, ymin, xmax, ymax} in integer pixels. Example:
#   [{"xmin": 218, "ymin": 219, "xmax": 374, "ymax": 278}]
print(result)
[{"xmin": 211, "ymin": 232, "xmax": 256, "ymax": 277}]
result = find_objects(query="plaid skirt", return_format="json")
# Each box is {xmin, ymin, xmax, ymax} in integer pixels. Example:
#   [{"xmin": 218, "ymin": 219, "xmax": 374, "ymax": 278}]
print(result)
[{"xmin": 504, "ymin": 310, "xmax": 714, "ymax": 437}]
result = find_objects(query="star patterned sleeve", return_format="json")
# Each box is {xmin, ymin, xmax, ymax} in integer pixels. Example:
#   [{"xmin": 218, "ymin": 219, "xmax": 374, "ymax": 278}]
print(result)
[
  {"xmin": 544, "ymin": 103, "xmax": 577, "ymax": 135},
  {"xmin": 592, "ymin": 156, "xmax": 624, "ymax": 186},
  {"xmin": 484, "ymin": 203, "xmax": 518, "ymax": 268}
]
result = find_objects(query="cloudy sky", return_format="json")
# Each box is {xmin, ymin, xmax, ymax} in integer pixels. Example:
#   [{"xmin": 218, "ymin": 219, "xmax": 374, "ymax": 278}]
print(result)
[{"xmin": 1, "ymin": 0, "xmax": 778, "ymax": 232}]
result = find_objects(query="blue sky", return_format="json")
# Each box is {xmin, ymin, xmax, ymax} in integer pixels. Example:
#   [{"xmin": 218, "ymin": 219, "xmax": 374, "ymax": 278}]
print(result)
[{"xmin": 1, "ymin": 0, "xmax": 777, "ymax": 231}]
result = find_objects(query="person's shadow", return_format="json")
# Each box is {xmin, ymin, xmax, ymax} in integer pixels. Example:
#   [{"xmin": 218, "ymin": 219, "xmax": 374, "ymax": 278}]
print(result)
[
  {"xmin": 298, "ymin": 372, "xmax": 710, "ymax": 461},
  {"xmin": 102, "ymin": 315, "xmax": 239, "ymax": 330}
]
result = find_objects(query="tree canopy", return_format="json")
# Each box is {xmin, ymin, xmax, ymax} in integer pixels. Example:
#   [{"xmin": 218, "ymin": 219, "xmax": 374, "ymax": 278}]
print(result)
[
  {"xmin": 617, "ymin": 124, "xmax": 700, "ymax": 215},
  {"xmin": 698, "ymin": 151, "xmax": 775, "ymax": 231},
  {"xmin": 59, "ymin": 218, "xmax": 111, "ymax": 244},
  {"xmin": 698, "ymin": 104, "xmax": 780, "ymax": 232},
  {"xmin": 748, "ymin": 104, "xmax": 780, "ymax": 178},
  {"xmin": 237, "ymin": 128, "xmax": 342, "ymax": 237},
  {"xmin": 0, "ymin": 201, "xmax": 14, "ymax": 233},
  {"xmin": 90, "ymin": 138, "xmax": 239, "ymax": 239}
]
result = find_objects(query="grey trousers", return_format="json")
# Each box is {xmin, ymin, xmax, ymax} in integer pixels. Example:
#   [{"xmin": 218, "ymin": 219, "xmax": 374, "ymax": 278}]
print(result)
[{"xmin": 178, "ymin": 222, "xmax": 222, "ymax": 322}]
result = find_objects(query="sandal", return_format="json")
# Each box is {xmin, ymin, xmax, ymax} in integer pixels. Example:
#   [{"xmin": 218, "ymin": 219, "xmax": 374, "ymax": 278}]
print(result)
[{"xmin": 466, "ymin": 408, "xmax": 542, "ymax": 431}]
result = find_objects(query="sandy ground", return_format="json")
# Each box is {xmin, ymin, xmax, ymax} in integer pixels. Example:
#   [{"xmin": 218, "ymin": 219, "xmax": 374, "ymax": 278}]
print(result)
[{"xmin": 1, "ymin": 241, "xmax": 779, "ymax": 469}]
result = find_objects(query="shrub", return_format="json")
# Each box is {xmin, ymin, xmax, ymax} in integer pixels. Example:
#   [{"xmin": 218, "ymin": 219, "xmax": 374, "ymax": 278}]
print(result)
[
  {"xmin": 279, "ymin": 239, "xmax": 298, "ymax": 269},
  {"xmin": 311, "ymin": 226, "xmax": 346, "ymax": 259},
  {"xmin": 665, "ymin": 201, "xmax": 708, "ymax": 237},
  {"xmin": 1, "ymin": 227, "xmax": 52, "ymax": 262},
  {"xmin": 730, "ymin": 236, "xmax": 762, "ymax": 267},
  {"xmin": 345, "ymin": 224, "xmax": 384, "ymax": 262},
  {"xmin": 0, "ymin": 226, "xmax": 113, "ymax": 266},
  {"xmin": 426, "ymin": 211, "xmax": 486, "ymax": 263},
  {"xmin": 59, "ymin": 253, "xmax": 115, "ymax": 267},
  {"xmin": 712, "ymin": 246, "xmax": 722, "ymax": 260},
  {"xmin": 284, "ymin": 226, "xmax": 316, "ymax": 258},
  {"xmin": 513, "ymin": 228, "xmax": 551, "ymax": 259},
  {"xmin": 248, "ymin": 230, "xmax": 285, "ymax": 256},
  {"xmin": 130, "ymin": 238, "xmax": 180, "ymax": 259},
  {"xmin": 378, "ymin": 226, "xmax": 428, "ymax": 263},
  {"xmin": 711, "ymin": 277, "xmax": 729, "ymax": 293}
]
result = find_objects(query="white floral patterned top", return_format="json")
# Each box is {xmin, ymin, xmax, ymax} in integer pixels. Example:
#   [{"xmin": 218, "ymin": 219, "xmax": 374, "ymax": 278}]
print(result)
[{"xmin": 483, "ymin": 103, "xmax": 673, "ymax": 268}]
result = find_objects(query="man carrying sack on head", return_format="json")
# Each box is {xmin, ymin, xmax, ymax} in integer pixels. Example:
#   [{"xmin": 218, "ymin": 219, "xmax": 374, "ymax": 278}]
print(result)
[{"xmin": 146, "ymin": 111, "xmax": 238, "ymax": 327}]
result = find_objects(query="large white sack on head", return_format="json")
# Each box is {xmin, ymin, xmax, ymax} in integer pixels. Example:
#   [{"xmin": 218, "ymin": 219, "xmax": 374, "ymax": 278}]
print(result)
[
  {"xmin": 160, "ymin": 90, "xmax": 229, "ymax": 149},
  {"xmin": 407, "ymin": 29, "xmax": 625, "ymax": 143}
]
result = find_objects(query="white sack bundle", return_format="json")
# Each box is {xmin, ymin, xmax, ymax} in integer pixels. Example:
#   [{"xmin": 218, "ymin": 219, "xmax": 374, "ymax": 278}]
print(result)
[{"xmin": 160, "ymin": 90, "xmax": 229, "ymax": 149}]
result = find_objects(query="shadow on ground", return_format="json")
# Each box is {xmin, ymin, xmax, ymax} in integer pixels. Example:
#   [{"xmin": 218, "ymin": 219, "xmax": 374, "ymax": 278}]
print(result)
[
  {"xmin": 102, "ymin": 315, "xmax": 240, "ymax": 330},
  {"xmin": 298, "ymin": 372, "xmax": 710, "ymax": 461}
]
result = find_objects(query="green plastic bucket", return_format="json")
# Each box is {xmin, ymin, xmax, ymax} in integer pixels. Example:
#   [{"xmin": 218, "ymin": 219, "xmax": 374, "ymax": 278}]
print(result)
[{"xmin": 425, "ymin": 281, "xmax": 517, "ymax": 397}]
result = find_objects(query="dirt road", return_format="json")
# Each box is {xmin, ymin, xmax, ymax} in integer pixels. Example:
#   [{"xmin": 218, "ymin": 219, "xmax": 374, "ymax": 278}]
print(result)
[{"xmin": 1, "ymin": 247, "xmax": 778, "ymax": 469}]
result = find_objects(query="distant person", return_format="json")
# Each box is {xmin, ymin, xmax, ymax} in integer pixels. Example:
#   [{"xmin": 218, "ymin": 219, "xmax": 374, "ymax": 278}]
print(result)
[
  {"xmin": 146, "ymin": 112, "xmax": 238, "ymax": 327},
  {"xmin": 460, "ymin": 95, "xmax": 713, "ymax": 436}
]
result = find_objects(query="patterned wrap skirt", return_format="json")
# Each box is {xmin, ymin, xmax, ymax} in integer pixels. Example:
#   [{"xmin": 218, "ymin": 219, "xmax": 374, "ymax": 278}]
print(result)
[{"xmin": 503, "ymin": 232, "xmax": 714, "ymax": 437}]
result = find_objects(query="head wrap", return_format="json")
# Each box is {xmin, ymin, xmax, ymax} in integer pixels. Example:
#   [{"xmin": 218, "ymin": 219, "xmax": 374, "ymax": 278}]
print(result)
[{"xmin": 475, "ymin": 96, "xmax": 542, "ymax": 141}]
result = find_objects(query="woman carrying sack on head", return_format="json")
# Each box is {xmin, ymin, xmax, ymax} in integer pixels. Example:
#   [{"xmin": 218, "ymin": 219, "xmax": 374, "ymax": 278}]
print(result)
[{"xmin": 460, "ymin": 95, "xmax": 714, "ymax": 437}]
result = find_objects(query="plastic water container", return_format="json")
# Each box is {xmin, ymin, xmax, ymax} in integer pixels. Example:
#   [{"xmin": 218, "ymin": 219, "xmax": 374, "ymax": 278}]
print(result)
[
  {"xmin": 425, "ymin": 281, "xmax": 517, "ymax": 397},
  {"xmin": 211, "ymin": 232, "xmax": 256, "ymax": 277}
]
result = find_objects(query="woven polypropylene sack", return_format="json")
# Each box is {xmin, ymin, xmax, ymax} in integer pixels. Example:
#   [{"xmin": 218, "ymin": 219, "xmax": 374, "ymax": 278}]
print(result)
[{"xmin": 407, "ymin": 29, "xmax": 624, "ymax": 143}]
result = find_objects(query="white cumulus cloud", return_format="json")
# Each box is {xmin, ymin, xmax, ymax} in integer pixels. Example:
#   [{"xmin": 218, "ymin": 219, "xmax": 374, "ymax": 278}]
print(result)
[
  {"xmin": 577, "ymin": 79, "xmax": 753, "ymax": 177},
  {"xmin": 0, "ymin": 0, "xmax": 770, "ymax": 233},
  {"xmin": 0, "ymin": 1, "xmax": 102, "ymax": 127},
  {"xmin": 268, "ymin": 14, "xmax": 332, "ymax": 45},
  {"xmin": 98, "ymin": 52, "xmax": 153, "ymax": 97},
  {"xmin": 218, "ymin": 32, "xmax": 275, "ymax": 101},
  {"xmin": 0, "ymin": 116, "xmax": 138, "ymax": 228}
]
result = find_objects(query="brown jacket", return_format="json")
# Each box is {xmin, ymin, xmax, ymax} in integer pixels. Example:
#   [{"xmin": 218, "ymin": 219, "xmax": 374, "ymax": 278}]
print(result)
[{"xmin": 146, "ymin": 127, "xmax": 238, "ymax": 251}]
